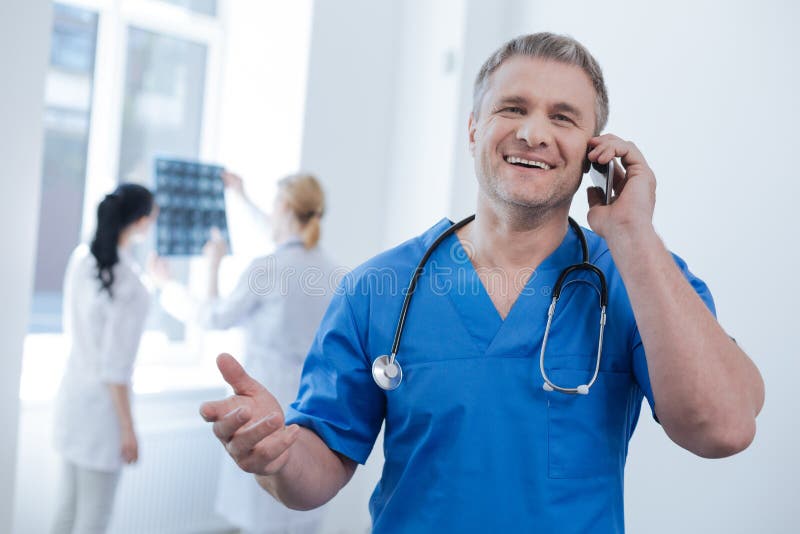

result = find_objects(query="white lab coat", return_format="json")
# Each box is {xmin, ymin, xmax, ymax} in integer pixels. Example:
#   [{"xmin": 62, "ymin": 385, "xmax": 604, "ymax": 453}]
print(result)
[
  {"xmin": 54, "ymin": 245, "xmax": 151, "ymax": 472},
  {"xmin": 166, "ymin": 239, "xmax": 339, "ymax": 533}
]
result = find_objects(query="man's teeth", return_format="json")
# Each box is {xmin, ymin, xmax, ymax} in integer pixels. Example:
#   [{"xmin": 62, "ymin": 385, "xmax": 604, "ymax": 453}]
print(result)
[{"xmin": 505, "ymin": 156, "xmax": 551, "ymax": 170}]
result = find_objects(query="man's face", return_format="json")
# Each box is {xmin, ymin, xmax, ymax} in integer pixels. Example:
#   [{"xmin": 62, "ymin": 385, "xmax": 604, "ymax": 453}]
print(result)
[{"xmin": 469, "ymin": 56, "xmax": 597, "ymax": 214}]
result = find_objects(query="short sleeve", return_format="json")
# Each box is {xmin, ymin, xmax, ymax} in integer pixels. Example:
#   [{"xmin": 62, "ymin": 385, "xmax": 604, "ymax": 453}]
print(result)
[
  {"xmin": 99, "ymin": 285, "xmax": 150, "ymax": 384},
  {"xmin": 285, "ymin": 278, "xmax": 385, "ymax": 464},
  {"xmin": 632, "ymin": 253, "xmax": 717, "ymax": 421}
]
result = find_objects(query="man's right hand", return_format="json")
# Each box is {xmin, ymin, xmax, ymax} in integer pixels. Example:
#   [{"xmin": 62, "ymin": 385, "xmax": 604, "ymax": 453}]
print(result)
[{"xmin": 200, "ymin": 353, "xmax": 301, "ymax": 476}]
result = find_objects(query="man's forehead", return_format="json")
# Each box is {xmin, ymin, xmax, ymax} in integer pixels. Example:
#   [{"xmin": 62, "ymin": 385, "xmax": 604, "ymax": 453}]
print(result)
[
  {"xmin": 481, "ymin": 57, "xmax": 596, "ymax": 111},
  {"xmin": 489, "ymin": 57, "xmax": 592, "ymax": 91}
]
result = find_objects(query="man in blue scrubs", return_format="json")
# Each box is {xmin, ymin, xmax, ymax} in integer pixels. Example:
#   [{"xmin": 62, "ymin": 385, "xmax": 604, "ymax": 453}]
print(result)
[{"xmin": 201, "ymin": 33, "xmax": 764, "ymax": 532}]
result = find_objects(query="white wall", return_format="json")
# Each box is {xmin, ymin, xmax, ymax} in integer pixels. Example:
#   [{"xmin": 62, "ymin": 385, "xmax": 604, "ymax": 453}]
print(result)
[
  {"xmin": 0, "ymin": 1, "xmax": 51, "ymax": 532},
  {"xmin": 300, "ymin": 0, "xmax": 402, "ymax": 268},
  {"xmin": 382, "ymin": 0, "xmax": 466, "ymax": 246},
  {"xmin": 448, "ymin": 0, "xmax": 517, "ymax": 219}
]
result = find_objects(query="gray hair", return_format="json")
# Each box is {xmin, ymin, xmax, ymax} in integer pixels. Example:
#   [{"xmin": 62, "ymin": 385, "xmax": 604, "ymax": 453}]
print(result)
[{"xmin": 473, "ymin": 32, "xmax": 609, "ymax": 135}]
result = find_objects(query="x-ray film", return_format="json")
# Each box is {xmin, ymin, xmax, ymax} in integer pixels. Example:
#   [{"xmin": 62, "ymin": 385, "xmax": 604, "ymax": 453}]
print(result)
[{"xmin": 154, "ymin": 158, "xmax": 231, "ymax": 256}]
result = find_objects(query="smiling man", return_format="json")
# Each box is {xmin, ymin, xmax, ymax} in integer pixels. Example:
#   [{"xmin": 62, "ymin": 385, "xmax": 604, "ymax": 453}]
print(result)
[{"xmin": 200, "ymin": 33, "xmax": 764, "ymax": 533}]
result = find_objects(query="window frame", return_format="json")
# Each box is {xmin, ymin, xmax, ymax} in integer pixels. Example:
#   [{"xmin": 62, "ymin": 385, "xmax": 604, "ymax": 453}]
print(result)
[
  {"xmin": 33, "ymin": 0, "xmax": 226, "ymax": 362},
  {"xmin": 70, "ymin": 0, "xmax": 225, "ymax": 242}
]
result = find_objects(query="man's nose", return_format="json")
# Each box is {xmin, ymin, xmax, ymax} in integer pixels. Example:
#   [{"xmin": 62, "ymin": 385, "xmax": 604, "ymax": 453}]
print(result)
[{"xmin": 515, "ymin": 113, "xmax": 552, "ymax": 147}]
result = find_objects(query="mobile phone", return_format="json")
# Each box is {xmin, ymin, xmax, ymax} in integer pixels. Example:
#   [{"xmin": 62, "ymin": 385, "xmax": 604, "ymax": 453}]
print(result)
[{"xmin": 588, "ymin": 160, "xmax": 615, "ymax": 205}]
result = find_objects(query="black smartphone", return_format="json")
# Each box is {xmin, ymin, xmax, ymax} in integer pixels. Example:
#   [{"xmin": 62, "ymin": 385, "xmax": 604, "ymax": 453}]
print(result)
[{"xmin": 588, "ymin": 160, "xmax": 615, "ymax": 205}]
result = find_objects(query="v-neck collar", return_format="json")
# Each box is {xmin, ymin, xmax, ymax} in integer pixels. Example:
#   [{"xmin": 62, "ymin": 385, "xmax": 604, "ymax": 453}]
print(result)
[{"xmin": 428, "ymin": 220, "xmax": 583, "ymax": 356}]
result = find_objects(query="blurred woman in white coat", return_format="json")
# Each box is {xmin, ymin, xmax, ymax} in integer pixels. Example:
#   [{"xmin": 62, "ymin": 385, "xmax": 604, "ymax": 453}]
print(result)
[
  {"xmin": 159, "ymin": 172, "xmax": 338, "ymax": 534},
  {"xmin": 51, "ymin": 183, "xmax": 157, "ymax": 534}
]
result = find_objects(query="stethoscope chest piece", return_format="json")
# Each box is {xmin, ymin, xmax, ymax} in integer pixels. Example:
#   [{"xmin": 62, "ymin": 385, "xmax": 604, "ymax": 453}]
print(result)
[{"xmin": 372, "ymin": 355, "xmax": 403, "ymax": 390}]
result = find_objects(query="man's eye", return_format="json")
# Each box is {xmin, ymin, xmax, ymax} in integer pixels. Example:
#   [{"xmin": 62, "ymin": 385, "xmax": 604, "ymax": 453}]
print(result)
[
  {"xmin": 501, "ymin": 106, "xmax": 524, "ymax": 114},
  {"xmin": 552, "ymin": 114, "xmax": 574, "ymax": 123}
]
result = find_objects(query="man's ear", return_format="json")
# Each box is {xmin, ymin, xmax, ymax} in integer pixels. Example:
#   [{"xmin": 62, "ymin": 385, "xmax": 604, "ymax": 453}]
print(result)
[
  {"xmin": 468, "ymin": 112, "xmax": 477, "ymax": 155},
  {"xmin": 583, "ymin": 146, "xmax": 592, "ymax": 174}
]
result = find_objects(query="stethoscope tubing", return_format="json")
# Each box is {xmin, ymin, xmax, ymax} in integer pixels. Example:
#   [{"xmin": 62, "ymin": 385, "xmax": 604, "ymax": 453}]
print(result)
[
  {"xmin": 386, "ymin": 214, "xmax": 475, "ymax": 366},
  {"xmin": 374, "ymin": 215, "xmax": 608, "ymax": 394}
]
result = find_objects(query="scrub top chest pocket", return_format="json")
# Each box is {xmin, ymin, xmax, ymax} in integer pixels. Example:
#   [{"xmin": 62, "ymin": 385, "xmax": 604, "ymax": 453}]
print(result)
[{"xmin": 545, "ymin": 359, "xmax": 635, "ymax": 479}]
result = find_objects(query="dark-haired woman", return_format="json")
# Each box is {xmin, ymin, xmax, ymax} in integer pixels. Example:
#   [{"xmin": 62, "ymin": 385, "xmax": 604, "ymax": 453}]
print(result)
[{"xmin": 51, "ymin": 183, "xmax": 157, "ymax": 534}]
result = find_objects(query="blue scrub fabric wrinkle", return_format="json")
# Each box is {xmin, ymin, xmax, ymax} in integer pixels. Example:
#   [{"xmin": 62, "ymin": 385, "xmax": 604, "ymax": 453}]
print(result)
[{"xmin": 286, "ymin": 218, "xmax": 716, "ymax": 533}]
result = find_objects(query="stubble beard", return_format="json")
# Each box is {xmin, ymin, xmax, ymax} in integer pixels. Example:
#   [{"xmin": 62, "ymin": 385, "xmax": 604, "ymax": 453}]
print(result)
[{"xmin": 478, "ymin": 157, "xmax": 581, "ymax": 227}]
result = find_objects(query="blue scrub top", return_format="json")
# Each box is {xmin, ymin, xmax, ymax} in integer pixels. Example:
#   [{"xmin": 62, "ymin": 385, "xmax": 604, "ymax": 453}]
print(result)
[{"xmin": 286, "ymin": 218, "xmax": 715, "ymax": 533}]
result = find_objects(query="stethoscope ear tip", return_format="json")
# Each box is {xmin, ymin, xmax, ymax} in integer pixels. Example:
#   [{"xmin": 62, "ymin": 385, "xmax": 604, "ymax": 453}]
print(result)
[
  {"xmin": 542, "ymin": 382, "xmax": 554, "ymax": 392},
  {"xmin": 577, "ymin": 385, "xmax": 590, "ymax": 395}
]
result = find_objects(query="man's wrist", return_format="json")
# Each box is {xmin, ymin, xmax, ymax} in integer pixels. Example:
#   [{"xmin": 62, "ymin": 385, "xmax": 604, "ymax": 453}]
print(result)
[
  {"xmin": 254, "ymin": 442, "xmax": 298, "ymax": 503},
  {"xmin": 603, "ymin": 220, "xmax": 672, "ymax": 287},
  {"xmin": 604, "ymin": 219, "xmax": 659, "ymax": 254}
]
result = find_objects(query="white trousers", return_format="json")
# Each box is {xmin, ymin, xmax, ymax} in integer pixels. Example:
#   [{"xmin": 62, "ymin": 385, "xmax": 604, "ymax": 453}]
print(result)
[{"xmin": 51, "ymin": 460, "xmax": 121, "ymax": 534}]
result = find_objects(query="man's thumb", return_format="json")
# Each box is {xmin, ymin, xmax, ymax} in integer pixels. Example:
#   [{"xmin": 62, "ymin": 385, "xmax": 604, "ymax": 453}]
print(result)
[{"xmin": 217, "ymin": 353, "xmax": 260, "ymax": 396}]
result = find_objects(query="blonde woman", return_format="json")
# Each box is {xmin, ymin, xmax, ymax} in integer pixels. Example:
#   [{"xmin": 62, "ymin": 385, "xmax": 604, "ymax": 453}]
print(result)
[{"xmin": 158, "ymin": 173, "xmax": 338, "ymax": 534}]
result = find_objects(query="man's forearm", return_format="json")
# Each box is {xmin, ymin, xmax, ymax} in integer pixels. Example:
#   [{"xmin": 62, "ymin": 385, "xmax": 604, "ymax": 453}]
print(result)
[
  {"xmin": 606, "ymin": 223, "xmax": 764, "ymax": 457},
  {"xmin": 256, "ymin": 427, "xmax": 356, "ymax": 510}
]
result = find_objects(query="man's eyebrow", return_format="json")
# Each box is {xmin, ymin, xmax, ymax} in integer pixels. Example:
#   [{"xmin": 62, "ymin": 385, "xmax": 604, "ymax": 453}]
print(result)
[
  {"xmin": 552, "ymin": 102, "xmax": 584, "ymax": 119},
  {"xmin": 494, "ymin": 95, "xmax": 529, "ymax": 107}
]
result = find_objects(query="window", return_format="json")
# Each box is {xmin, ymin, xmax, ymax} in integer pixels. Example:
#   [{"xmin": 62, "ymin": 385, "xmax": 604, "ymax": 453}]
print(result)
[
  {"xmin": 24, "ymin": 0, "xmax": 314, "ymax": 399},
  {"xmin": 118, "ymin": 28, "xmax": 207, "ymax": 184},
  {"xmin": 160, "ymin": 0, "xmax": 217, "ymax": 17},
  {"xmin": 30, "ymin": 3, "xmax": 99, "ymax": 333},
  {"xmin": 119, "ymin": 27, "xmax": 212, "ymax": 341},
  {"xmin": 29, "ymin": 0, "xmax": 223, "ymax": 341}
]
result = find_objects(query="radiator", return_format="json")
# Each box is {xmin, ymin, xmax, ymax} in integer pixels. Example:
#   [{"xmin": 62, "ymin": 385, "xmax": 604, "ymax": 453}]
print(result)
[
  {"xmin": 108, "ymin": 399, "xmax": 234, "ymax": 534},
  {"xmin": 14, "ymin": 386, "xmax": 375, "ymax": 534}
]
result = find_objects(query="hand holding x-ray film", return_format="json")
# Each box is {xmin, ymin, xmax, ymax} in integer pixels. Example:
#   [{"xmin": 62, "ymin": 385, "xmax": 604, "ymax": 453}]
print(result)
[{"xmin": 199, "ymin": 354, "xmax": 301, "ymax": 475}]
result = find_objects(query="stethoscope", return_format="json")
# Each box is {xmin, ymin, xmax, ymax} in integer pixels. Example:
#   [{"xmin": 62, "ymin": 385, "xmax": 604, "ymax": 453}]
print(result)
[{"xmin": 371, "ymin": 214, "xmax": 608, "ymax": 395}]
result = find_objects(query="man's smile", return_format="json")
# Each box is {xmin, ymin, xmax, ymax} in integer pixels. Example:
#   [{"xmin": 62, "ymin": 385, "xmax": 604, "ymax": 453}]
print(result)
[{"xmin": 503, "ymin": 154, "xmax": 553, "ymax": 170}]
